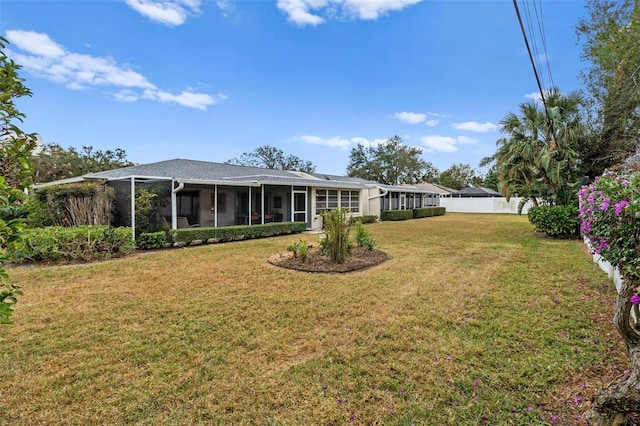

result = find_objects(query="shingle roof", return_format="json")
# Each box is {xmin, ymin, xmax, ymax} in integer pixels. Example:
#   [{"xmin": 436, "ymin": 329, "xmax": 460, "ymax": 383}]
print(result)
[
  {"xmin": 81, "ymin": 158, "xmax": 438, "ymax": 193},
  {"xmin": 453, "ymin": 187, "xmax": 502, "ymax": 197},
  {"xmin": 83, "ymin": 159, "xmax": 377, "ymax": 190}
]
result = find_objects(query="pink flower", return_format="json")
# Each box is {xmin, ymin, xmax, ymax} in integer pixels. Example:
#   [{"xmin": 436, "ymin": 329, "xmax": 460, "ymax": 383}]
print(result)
[
  {"xmin": 631, "ymin": 294, "xmax": 640, "ymax": 305},
  {"xmin": 615, "ymin": 200, "xmax": 630, "ymax": 215}
]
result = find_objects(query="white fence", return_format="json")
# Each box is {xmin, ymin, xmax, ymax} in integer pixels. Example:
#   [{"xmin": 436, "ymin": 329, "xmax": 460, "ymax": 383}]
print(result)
[{"xmin": 439, "ymin": 196, "xmax": 533, "ymax": 214}]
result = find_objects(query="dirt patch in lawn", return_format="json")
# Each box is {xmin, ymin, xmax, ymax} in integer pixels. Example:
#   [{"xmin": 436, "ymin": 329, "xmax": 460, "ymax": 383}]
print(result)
[{"xmin": 268, "ymin": 246, "xmax": 387, "ymax": 273}]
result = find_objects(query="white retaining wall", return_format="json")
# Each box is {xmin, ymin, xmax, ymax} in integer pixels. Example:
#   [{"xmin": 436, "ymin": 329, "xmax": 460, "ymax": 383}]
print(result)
[{"xmin": 439, "ymin": 196, "xmax": 533, "ymax": 214}]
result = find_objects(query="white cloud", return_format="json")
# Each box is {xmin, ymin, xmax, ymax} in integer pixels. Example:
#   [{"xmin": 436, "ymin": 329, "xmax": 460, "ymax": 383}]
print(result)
[
  {"xmin": 124, "ymin": 0, "xmax": 201, "ymax": 26},
  {"xmin": 277, "ymin": 0, "xmax": 422, "ymax": 26},
  {"xmin": 453, "ymin": 121, "xmax": 497, "ymax": 133},
  {"xmin": 5, "ymin": 30, "xmax": 64, "ymax": 57},
  {"xmin": 5, "ymin": 30, "xmax": 223, "ymax": 110},
  {"xmin": 393, "ymin": 111, "xmax": 443, "ymax": 126},
  {"xmin": 114, "ymin": 89, "xmax": 140, "ymax": 102},
  {"xmin": 294, "ymin": 135, "xmax": 385, "ymax": 149},
  {"xmin": 525, "ymin": 92, "xmax": 542, "ymax": 102},
  {"xmin": 393, "ymin": 112, "xmax": 426, "ymax": 124},
  {"xmin": 420, "ymin": 135, "xmax": 478, "ymax": 153}
]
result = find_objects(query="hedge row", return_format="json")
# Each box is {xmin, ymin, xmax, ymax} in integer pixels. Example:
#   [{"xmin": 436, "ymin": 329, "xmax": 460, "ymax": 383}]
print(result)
[
  {"xmin": 381, "ymin": 210, "xmax": 414, "ymax": 221},
  {"xmin": 170, "ymin": 222, "xmax": 308, "ymax": 245},
  {"xmin": 349, "ymin": 215, "xmax": 378, "ymax": 224},
  {"xmin": 8, "ymin": 226, "xmax": 134, "ymax": 263},
  {"xmin": 381, "ymin": 207, "xmax": 446, "ymax": 221},
  {"xmin": 413, "ymin": 207, "xmax": 446, "ymax": 218}
]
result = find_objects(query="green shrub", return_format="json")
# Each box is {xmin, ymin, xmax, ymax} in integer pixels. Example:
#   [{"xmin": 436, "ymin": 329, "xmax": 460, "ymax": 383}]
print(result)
[
  {"xmin": 7, "ymin": 226, "xmax": 134, "ymax": 263},
  {"xmin": 354, "ymin": 222, "xmax": 376, "ymax": 250},
  {"xmin": 287, "ymin": 239, "xmax": 310, "ymax": 261},
  {"xmin": 0, "ymin": 205, "xmax": 28, "ymax": 222},
  {"xmin": 413, "ymin": 207, "xmax": 446, "ymax": 218},
  {"xmin": 527, "ymin": 205, "xmax": 580, "ymax": 238},
  {"xmin": 171, "ymin": 222, "xmax": 307, "ymax": 244},
  {"xmin": 322, "ymin": 208, "xmax": 352, "ymax": 264},
  {"xmin": 137, "ymin": 231, "xmax": 167, "ymax": 249},
  {"xmin": 381, "ymin": 209, "xmax": 414, "ymax": 221},
  {"xmin": 349, "ymin": 215, "xmax": 378, "ymax": 224}
]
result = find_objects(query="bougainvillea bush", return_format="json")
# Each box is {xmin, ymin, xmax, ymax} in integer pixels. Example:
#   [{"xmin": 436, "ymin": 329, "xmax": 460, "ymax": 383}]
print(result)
[
  {"xmin": 579, "ymin": 171, "xmax": 640, "ymax": 424},
  {"xmin": 579, "ymin": 171, "xmax": 640, "ymax": 280}
]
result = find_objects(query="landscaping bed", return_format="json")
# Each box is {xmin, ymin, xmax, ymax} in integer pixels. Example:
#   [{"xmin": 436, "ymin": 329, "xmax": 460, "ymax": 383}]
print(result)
[{"xmin": 268, "ymin": 246, "xmax": 387, "ymax": 273}]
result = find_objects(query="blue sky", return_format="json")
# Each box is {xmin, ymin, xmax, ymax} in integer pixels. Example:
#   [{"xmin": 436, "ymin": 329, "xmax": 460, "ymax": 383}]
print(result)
[{"xmin": 2, "ymin": 0, "xmax": 588, "ymax": 176}]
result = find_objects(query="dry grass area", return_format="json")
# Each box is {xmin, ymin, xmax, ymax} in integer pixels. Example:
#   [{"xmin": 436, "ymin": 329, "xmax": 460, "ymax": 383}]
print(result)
[{"xmin": 0, "ymin": 214, "xmax": 627, "ymax": 425}]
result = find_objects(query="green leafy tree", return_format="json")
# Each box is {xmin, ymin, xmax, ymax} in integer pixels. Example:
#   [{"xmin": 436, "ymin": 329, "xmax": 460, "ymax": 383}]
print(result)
[
  {"xmin": 226, "ymin": 145, "xmax": 315, "ymax": 173},
  {"xmin": 32, "ymin": 143, "xmax": 133, "ymax": 184},
  {"xmin": 0, "ymin": 36, "xmax": 36, "ymax": 323},
  {"xmin": 438, "ymin": 163, "xmax": 482, "ymax": 190},
  {"xmin": 577, "ymin": 0, "xmax": 640, "ymax": 175},
  {"xmin": 346, "ymin": 135, "xmax": 429, "ymax": 185}
]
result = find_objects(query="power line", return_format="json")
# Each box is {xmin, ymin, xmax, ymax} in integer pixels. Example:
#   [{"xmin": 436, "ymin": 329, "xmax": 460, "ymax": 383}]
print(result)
[{"xmin": 512, "ymin": 0, "xmax": 555, "ymax": 136}]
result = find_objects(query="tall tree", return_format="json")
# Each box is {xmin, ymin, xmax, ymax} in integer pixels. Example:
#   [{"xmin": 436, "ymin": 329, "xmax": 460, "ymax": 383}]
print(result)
[
  {"xmin": 487, "ymin": 88, "xmax": 585, "ymax": 206},
  {"xmin": 32, "ymin": 143, "xmax": 133, "ymax": 184},
  {"xmin": 0, "ymin": 36, "xmax": 36, "ymax": 323},
  {"xmin": 438, "ymin": 163, "xmax": 482, "ymax": 190},
  {"xmin": 577, "ymin": 0, "xmax": 640, "ymax": 174},
  {"xmin": 346, "ymin": 135, "xmax": 429, "ymax": 185},
  {"xmin": 226, "ymin": 145, "xmax": 315, "ymax": 173}
]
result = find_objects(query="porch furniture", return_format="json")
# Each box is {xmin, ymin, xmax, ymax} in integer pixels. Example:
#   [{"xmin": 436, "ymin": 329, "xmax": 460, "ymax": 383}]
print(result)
[{"xmin": 177, "ymin": 216, "xmax": 199, "ymax": 228}]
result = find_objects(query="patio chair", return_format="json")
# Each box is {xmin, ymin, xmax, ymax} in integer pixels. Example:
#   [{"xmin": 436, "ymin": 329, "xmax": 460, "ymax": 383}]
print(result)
[{"xmin": 177, "ymin": 216, "xmax": 199, "ymax": 228}]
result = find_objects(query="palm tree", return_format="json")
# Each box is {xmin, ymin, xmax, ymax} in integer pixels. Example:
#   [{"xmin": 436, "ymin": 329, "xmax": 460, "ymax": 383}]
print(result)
[{"xmin": 492, "ymin": 88, "xmax": 585, "ymax": 206}]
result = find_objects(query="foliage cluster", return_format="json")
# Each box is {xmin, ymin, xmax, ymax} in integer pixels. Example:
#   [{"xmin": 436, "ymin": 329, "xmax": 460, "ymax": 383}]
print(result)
[
  {"xmin": 31, "ymin": 183, "xmax": 115, "ymax": 227},
  {"xmin": 0, "ymin": 35, "xmax": 36, "ymax": 323},
  {"xmin": 226, "ymin": 145, "xmax": 315, "ymax": 173},
  {"xmin": 32, "ymin": 143, "xmax": 133, "ymax": 184},
  {"xmin": 134, "ymin": 184, "xmax": 169, "ymax": 236},
  {"xmin": 321, "ymin": 208, "xmax": 352, "ymax": 263},
  {"xmin": 172, "ymin": 222, "xmax": 307, "ymax": 245},
  {"xmin": 527, "ymin": 205, "xmax": 580, "ymax": 238},
  {"xmin": 483, "ymin": 89, "xmax": 587, "ymax": 207},
  {"xmin": 348, "ymin": 215, "xmax": 378, "ymax": 224},
  {"xmin": 578, "ymin": 172, "xmax": 640, "ymax": 423},
  {"xmin": 7, "ymin": 226, "xmax": 134, "ymax": 263},
  {"xmin": 347, "ymin": 135, "xmax": 430, "ymax": 185},
  {"xmin": 136, "ymin": 231, "xmax": 168, "ymax": 250},
  {"xmin": 577, "ymin": 0, "xmax": 640, "ymax": 176},
  {"xmin": 438, "ymin": 163, "xmax": 484, "ymax": 190},
  {"xmin": 354, "ymin": 221, "xmax": 376, "ymax": 250},
  {"xmin": 579, "ymin": 171, "xmax": 640, "ymax": 280},
  {"xmin": 286, "ymin": 239, "xmax": 310, "ymax": 261}
]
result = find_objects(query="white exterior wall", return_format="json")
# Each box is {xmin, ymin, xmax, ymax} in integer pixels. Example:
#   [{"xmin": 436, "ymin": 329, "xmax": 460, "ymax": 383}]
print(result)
[{"xmin": 439, "ymin": 197, "xmax": 533, "ymax": 214}]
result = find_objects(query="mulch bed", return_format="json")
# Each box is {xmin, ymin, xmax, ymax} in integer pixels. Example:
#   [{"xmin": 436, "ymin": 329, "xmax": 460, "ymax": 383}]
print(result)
[{"xmin": 267, "ymin": 246, "xmax": 387, "ymax": 273}]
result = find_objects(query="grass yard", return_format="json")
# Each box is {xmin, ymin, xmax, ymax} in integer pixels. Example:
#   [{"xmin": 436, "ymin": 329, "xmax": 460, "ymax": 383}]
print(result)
[{"xmin": 0, "ymin": 214, "xmax": 627, "ymax": 425}]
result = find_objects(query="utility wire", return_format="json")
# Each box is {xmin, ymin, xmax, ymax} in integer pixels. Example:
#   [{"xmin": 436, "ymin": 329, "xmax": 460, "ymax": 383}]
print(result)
[
  {"xmin": 532, "ymin": 0, "xmax": 555, "ymax": 90},
  {"xmin": 512, "ymin": 0, "xmax": 555, "ymax": 137}
]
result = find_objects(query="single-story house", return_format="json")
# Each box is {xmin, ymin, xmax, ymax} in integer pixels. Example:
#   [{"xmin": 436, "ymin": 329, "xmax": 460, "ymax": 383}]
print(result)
[{"xmin": 42, "ymin": 159, "xmax": 439, "ymax": 236}]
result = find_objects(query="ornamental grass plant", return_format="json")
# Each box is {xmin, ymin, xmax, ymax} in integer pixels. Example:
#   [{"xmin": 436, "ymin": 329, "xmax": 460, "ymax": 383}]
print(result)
[{"xmin": 0, "ymin": 214, "xmax": 626, "ymax": 424}]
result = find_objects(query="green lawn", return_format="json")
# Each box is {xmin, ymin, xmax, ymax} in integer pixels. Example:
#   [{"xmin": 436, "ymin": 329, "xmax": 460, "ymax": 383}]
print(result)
[{"xmin": 0, "ymin": 214, "xmax": 626, "ymax": 425}]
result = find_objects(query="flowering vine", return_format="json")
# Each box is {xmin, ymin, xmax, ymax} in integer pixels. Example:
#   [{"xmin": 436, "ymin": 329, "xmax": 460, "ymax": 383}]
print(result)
[{"xmin": 578, "ymin": 171, "xmax": 640, "ymax": 280}]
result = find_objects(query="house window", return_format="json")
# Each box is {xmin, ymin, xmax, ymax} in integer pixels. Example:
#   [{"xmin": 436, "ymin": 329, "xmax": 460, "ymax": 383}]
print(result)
[{"xmin": 315, "ymin": 189, "xmax": 359, "ymax": 214}]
